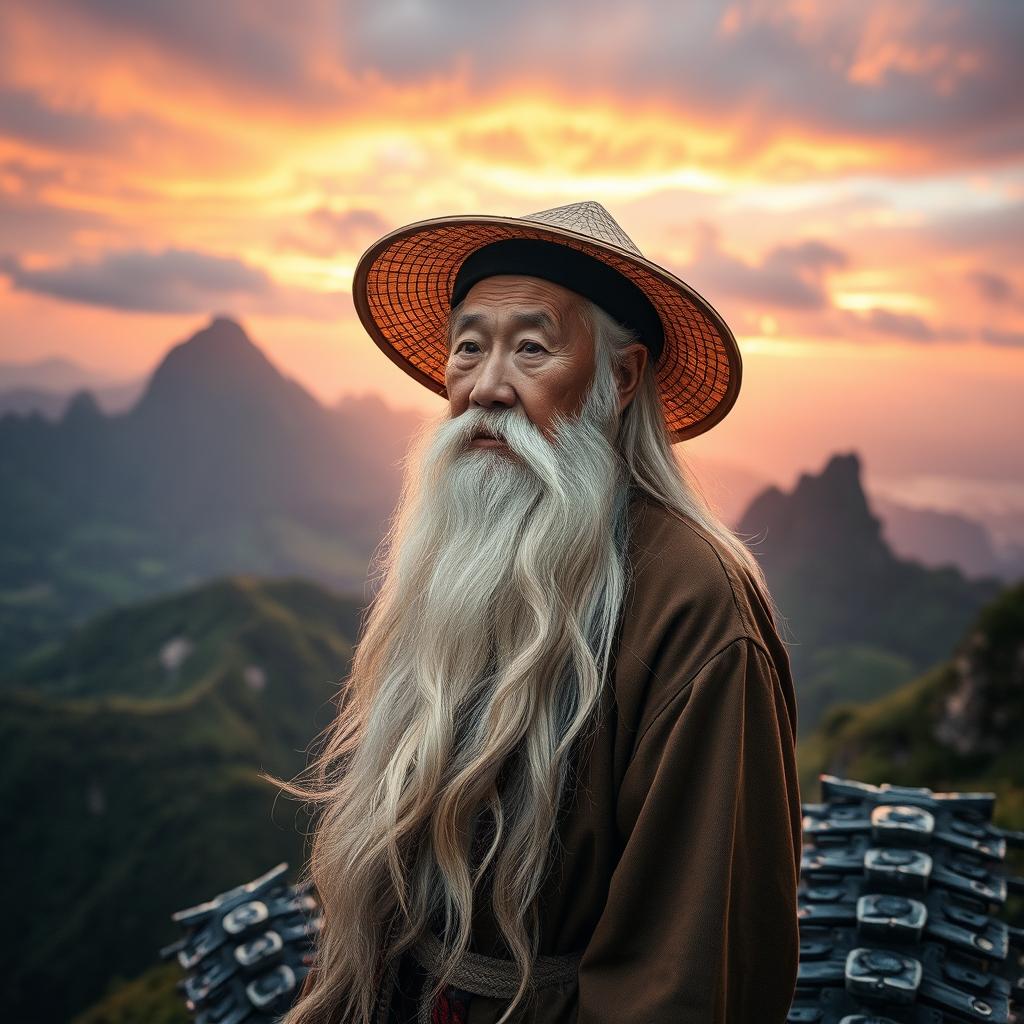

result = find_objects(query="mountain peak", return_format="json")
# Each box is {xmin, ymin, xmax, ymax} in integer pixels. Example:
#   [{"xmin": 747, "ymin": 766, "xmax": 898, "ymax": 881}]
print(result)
[
  {"xmin": 132, "ymin": 315, "xmax": 284, "ymax": 417},
  {"xmin": 205, "ymin": 313, "xmax": 250, "ymax": 341},
  {"xmin": 737, "ymin": 448, "xmax": 884, "ymax": 562},
  {"xmin": 792, "ymin": 451, "xmax": 873, "ymax": 517},
  {"xmin": 62, "ymin": 388, "xmax": 104, "ymax": 424},
  {"xmin": 179, "ymin": 315, "xmax": 261, "ymax": 362},
  {"xmin": 820, "ymin": 451, "xmax": 862, "ymax": 484}
]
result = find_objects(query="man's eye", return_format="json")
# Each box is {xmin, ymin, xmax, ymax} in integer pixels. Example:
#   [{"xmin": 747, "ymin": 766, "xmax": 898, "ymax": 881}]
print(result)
[
  {"xmin": 521, "ymin": 341, "xmax": 546, "ymax": 354},
  {"xmin": 455, "ymin": 340, "xmax": 480, "ymax": 353}
]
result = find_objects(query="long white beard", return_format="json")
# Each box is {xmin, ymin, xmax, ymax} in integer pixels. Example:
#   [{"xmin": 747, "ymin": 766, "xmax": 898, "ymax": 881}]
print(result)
[
  {"xmin": 298, "ymin": 371, "xmax": 636, "ymax": 1024},
  {"xmin": 373, "ymin": 382, "xmax": 632, "ymax": 749}
]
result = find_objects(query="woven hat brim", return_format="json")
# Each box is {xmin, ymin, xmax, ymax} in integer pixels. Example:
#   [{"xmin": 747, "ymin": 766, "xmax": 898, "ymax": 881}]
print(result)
[{"xmin": 352, "ymin": 214, "xmax": 742, "ymax": 442}]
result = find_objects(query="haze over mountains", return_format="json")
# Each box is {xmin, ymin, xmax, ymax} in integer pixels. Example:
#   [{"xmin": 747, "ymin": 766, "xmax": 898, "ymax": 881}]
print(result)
[
  {"xmin": 0, "ymin": 354, "xmax": 145, "ymax": 419},
  {"xmin": 873, "ymin": 495, "xmax": 1021, "ymax": 581},
  {"xmin": 0, "ymin": 317, "xmax": 422, "ymax": 672},
  {"xmin": 0, "ymin": 316, "xmax": 1014, "ymax": 696},
  {"xmin": 0, "ymin": 312, "xmax": 1011, "ymax": 740},
  {"xmin": 4, "ymin": 320, "xmax": 1020, "ymax": 582},
  {"xmin": 0, "ymin": 355, "xmax": 119, "ymax": 392}
]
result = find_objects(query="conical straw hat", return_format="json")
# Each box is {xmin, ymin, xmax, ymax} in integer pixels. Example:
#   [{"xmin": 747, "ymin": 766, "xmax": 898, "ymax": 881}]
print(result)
[{"xmin": 352, "ymin": 200, "xmax": 741, "ymax": 442}]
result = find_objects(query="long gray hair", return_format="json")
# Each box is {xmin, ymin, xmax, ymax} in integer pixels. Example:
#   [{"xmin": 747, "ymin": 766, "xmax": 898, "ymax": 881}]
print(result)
[
  {"xmin": 273, "ymin": 294, "xmax": 781, "ymax": 1024},
  {"xmin": 583, "ymin": 301, "xmax": 782, "ymax": 628}
]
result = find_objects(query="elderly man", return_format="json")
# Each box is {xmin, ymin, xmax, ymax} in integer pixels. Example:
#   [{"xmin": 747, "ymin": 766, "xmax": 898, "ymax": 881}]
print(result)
[{"xmin": 281, "ymin": 202, "xmax": 802, "ymax": 1024}]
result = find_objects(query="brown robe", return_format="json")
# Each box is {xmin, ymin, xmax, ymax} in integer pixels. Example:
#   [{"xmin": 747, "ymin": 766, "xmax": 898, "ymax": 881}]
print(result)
[{"xmin": 299, "ymin": 490, "xmax": 803, "ymax": 1023}]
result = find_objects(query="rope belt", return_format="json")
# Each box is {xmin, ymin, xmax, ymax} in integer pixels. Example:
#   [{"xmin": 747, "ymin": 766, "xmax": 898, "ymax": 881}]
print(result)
[{"xmin": 395, "ymin": 931, "xmax": 582, "ymax": 1024}]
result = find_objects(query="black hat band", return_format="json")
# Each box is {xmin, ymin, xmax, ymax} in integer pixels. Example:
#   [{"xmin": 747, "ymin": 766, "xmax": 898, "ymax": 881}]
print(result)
[{"xmin": 449, "ymin": 237, "xmax": 665, "ymax": 360}]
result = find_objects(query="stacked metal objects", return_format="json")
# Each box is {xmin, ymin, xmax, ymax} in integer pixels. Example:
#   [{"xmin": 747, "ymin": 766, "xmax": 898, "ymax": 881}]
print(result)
[
  {"xmin": 161, "ymin": 862, "xmax": 321, "ymax": 1024},
  {"xmin": 790, "ymin": 774, "xmax": 1024, "ymax": 1023}
]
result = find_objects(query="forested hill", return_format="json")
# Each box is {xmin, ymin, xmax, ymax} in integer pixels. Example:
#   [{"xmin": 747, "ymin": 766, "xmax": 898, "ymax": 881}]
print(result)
[
  {"xmin": 1, "ymin": 574, "xmax": 360, "ymax": 1024},
  {"xmin": 797, "ymin": 578, "xmax": 1024, "ymax": 829}
]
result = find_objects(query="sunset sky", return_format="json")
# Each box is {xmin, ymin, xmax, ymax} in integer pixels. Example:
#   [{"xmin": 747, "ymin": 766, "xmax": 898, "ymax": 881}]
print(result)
[{"xmin": 1, "ymin": 1, "xmax": 1021, "ymax": 528}]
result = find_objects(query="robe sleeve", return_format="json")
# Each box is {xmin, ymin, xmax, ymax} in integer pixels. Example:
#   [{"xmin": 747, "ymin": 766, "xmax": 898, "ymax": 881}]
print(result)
[{"xmin": 576, "ymin": 635, "xmax": 802, "ymax": 1024}]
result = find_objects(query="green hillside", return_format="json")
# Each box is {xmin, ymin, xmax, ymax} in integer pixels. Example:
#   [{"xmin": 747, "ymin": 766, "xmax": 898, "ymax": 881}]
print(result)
[
  {"xmin": 71, "ymin": 962, "xmax": 188, "ymax": 1024},
  {"xmin": 0, "ymin": 575, "xmax": 361, "ymax": 1024},
  {"xmin": 798, "ymin": 579, "xmax": 1024, "ymax": 830},
  {"xmin": 739, "ymin": 452, "xmax": 1003, "ymax": 734}
]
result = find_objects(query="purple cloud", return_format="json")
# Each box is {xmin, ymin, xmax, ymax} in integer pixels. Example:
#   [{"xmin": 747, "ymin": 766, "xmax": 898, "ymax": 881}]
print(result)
[
  {"xmin": 674, "ymin": 222, "xmax": 848, "ymax": 311},
  {"xmin": 0, "ymin": 247, "xmax": 272, "ymax": 313},
  {"xmin": 979, "ymin": 327, "xmax": 1024, "ymax": 348},
  {"xmin": 277, "ymin": 206, "xmax": 391, "ymax": 257},
  {"xmin": 967, "ymin": 269, "xmax": 1015, "ymax": 304}
]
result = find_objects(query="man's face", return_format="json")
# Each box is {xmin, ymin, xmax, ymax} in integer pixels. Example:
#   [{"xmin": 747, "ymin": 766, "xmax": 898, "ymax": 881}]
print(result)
[{"xmin": 444, "ymin": 274, "xmax": 596, "ymax": 448}]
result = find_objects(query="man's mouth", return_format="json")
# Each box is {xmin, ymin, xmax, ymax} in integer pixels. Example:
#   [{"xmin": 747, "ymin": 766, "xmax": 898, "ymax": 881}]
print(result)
[{"xmin": 470, "ymin": 427, "xmax": 505, "ymax": 446}]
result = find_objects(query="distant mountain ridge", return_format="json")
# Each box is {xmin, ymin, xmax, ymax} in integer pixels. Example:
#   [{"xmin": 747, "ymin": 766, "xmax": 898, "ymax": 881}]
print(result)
[
  {"xmin": 5, "ymin": 328, "xmax": 1017, "ymax": 577},
  {"xmin": 0, "ymin": 316, "xmax": 1006, "ymax": 738},
  {"xmin": 0, "ymin": 354, "xmax": 118, "ymax": 392},
  {"xmin": 874, "ymin": 494, "xmax": 1024, "ymax": 582},
  {"xmin": 738, "ymin": 451, "xmax": 1003, "ymax": 732},
  {"xmin": 0, "ymin": 315, "xmax": 423, "ymax": 674},
  {"xmin": 0, "ymin": 354, "xmax": 144, "ymax": 418}
]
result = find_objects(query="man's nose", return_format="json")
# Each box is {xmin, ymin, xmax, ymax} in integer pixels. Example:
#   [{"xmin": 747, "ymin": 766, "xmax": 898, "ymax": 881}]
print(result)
[{"xmin": 469, "ymin": 354, "xmax": 516, "ymax": 409}]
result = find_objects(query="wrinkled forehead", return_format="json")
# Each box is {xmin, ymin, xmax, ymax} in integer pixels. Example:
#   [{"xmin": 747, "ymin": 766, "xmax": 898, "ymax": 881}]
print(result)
[{"xmin": 449, "ymin": 274, "xmax": 588, "ymax": 337}]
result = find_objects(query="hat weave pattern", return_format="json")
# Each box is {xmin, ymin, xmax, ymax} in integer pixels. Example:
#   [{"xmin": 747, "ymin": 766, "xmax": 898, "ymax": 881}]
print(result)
[{"xmin": 354, "ymin": 202, "xmax": 741, "ymax": 442}]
